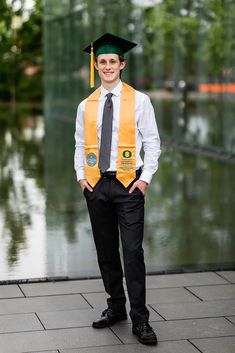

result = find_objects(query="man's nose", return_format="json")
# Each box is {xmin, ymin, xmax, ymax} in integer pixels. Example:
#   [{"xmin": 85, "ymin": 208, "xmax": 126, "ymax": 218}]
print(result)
[{"xmin": 105, "ymin": 62, "xmax": 112, "ymax": 69}]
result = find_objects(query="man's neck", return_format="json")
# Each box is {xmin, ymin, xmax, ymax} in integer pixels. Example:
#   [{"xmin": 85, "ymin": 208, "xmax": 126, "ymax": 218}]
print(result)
[{"xmin": 101, "ymin": 79, "xmax": 121, "ymax": 92}]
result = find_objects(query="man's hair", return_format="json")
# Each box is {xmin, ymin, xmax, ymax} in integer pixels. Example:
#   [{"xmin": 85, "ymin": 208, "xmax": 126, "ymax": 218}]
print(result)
[{"xmin": 94, "ymin": 55, "xmax": 125, "ymax": 63}]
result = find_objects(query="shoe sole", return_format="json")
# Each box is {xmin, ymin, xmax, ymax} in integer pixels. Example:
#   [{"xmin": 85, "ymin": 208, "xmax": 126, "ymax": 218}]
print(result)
[{"xmin": 93, "ymin": 315, "xmax": 127, "ymax": 329}]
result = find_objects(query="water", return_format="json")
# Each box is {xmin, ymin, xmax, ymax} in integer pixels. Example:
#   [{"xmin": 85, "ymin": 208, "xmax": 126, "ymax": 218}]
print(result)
[{"xmin": 0, "ymin": 103, "xmax": 234, "ymax": 281}]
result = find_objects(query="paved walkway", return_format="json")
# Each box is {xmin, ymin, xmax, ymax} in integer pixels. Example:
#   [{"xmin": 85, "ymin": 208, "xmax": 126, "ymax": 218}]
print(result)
[{"xmin": 0, "ymin": 271, "xmax": 234, "ymax": 353}]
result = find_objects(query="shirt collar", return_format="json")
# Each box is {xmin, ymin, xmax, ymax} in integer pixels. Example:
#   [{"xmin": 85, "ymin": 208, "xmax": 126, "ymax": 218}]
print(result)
[{"xmin": 100, "ymin": 80, "xmax": 122, "ymax": 98}]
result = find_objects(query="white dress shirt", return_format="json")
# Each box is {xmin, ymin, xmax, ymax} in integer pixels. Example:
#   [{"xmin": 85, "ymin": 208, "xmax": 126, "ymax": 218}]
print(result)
[{"xmin": 74, "ymin": 80, "xmax": 161, "ymax": 184}]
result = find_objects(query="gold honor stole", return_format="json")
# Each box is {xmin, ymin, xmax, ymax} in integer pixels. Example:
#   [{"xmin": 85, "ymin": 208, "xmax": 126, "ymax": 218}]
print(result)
[{"xmin": 84, "ymin": 82, "xmax": 136, "ymax": 188}]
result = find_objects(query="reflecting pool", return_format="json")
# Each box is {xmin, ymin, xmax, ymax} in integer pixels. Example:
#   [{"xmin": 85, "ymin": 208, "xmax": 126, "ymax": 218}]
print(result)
[{"xmin": 0, "ymin": 104, "xmax": 234, "ymax": 281}]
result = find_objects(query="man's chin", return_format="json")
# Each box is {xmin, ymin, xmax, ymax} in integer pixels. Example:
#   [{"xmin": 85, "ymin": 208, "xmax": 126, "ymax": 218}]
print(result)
[
  {"xmin": 102, "ymin": 77, "xmax": 118, "ymax": 84},
  {"xmin": 103, "ymin": 75, "xmax": 115, "ymax": 81}
]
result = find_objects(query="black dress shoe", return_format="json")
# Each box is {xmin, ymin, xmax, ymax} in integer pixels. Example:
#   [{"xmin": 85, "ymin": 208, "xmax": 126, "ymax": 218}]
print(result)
[
  {"xmin": 132, "ymin": 322, "xmax": 158, "ymax": 345},
  {"xmin": 92, "ymin": 307, "xmax": 127, "ymax": 328}
]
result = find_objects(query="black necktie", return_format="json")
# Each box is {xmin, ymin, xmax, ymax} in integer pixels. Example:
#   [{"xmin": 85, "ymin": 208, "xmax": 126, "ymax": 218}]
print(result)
[{"xmin": 98, "ymin": 93, "xmax": 113, "ymax": 172}]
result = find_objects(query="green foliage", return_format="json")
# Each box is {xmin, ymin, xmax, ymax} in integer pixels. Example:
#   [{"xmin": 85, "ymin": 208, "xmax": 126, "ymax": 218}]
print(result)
[
  {"xmin": 0, "ymin": 0, "xmax": 42, "ymax": 102},
  {"xmin": 1, "ymin": 0, "xmax": 234, "ymax": 102},
  {"xmin": 143, "ymin": 0, "xmax": 235, "ymax": 83}
]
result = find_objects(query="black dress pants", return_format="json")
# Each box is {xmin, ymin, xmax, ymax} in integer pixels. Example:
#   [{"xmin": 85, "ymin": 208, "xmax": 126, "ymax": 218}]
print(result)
[{"xmin": 83, "ymin": 174, "xmax": 149, "ymax": 324}]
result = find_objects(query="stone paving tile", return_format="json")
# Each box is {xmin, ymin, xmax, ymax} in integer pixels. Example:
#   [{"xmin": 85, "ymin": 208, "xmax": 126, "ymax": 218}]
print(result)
[
  {"xmin": 151, "ymin": 299, "xmax": 235, "ymax": 320},
  {"xmin": 82, "ymin": 291, "xmax": 108, "ymax": 308},
  {"xmin": 217, "ymin": 271, "xmax": 235, "ymax": 283},
  {"xmin": 0, "ymin": 285, "xmax": 23, "ymax": 299},
  {"xmin": 190, "ymin": 336, "xmax": 235, "ymax": 353},
  {"xmin": 20, "ymin": 279, "xmax": 104, "ymax": 297},
  {"xmin": 38, "ymin": 308, "xmax": 105, "ymax": 329},
  {"xmin": 146, "ymin": 272, "xmax": 227, "ymax": 289},
  {"xmin": 187, "ymin": 284, "xmax": 235, "ymax": 301},
  {"xmin": 0, "ymin": 294, "xmax": 89, "ymax": 315},
  {"xmin": 111, "ymin": 317, "xmax": 235, "ymax": 344},
  {"xmin": 82, "ymin": 287, "xmax": 198, "ymax": 309},
  {"xmin": 81, "ymin": 293, "xmax": 162, "ymax": 321},
  {"xmin": 1, "ymin": 273, "xmax": 234, "ymax": 353},
  {"xmin": 0, "ymin": 327, "xmax": 120, "ymax": 353},
  {"xmin": 0, "ymin": 313, "xmax": 43, "ymax": 334},
  {"xmin": 146, "ymin": 287, "xmax": 199, "ymax": 304},
  {"xmin": 23, "ymin": 351, "xmax": 58, "ymax": 353},
  {"xmin": 38, "ymin": 306, "xmax": 162, "ymax": 330},
  {"xmin": 227, "ymin": 316, "xmax": 235, "ymax": 324},
  {"xmin": 59, "ymin": 340, "xmax": 199, "ymax": 353}
]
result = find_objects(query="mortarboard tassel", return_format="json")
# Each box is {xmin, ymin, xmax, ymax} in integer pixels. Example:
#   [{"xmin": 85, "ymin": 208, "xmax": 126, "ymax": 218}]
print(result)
[{"xmin": 90, "ymin": 43, "xmax": 94, "ymax": 88}]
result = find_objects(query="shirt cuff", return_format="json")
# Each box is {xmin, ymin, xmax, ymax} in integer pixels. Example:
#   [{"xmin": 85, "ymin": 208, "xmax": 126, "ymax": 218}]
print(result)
[
  {"xmin": 139, "ymin": 170, "xmax": 153, "ymax": 184},
  {"xmin": 76, "ymin": 170, "xmax": 85, "ymax": 182}
]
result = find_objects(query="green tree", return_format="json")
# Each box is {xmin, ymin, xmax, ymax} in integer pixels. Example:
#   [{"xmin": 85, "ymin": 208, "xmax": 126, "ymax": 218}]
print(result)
[
  {"xmin": 0, "ymin": 0, "xmax": 42, "ymax": 103},
  {"xmin": 198, "ymin": 0, "xmax": 235, "ymax": 82},
  {"xmin": 143, "ymin": 0, "xmax": 235, "ymax": 85}
]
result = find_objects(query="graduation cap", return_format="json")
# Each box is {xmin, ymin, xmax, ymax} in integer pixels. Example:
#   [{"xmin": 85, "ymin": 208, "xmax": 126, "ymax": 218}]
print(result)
[{"xmin": 84, "ymin": 33, "xmax": 137, "ymax": 88}]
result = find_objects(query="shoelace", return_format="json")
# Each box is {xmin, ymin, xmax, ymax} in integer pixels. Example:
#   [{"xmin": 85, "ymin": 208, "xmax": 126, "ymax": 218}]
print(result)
[
  {"xmin": 137, "ymin": 322, "xmax": 152, "ymax": 333},
  {"xmin": 102, "ymin": 307, "xmax": 113, "ymax": 317}
]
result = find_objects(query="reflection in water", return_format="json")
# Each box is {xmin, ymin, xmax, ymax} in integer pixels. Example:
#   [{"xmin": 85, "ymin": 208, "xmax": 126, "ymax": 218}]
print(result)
[
  {"xmin": 0, "ymin": 107, "xmax": 46, "ymax": 279},
  {"xmin": 146, "ymin": 150, "xmax": 235, "ymax": 271},
  {"xmin": 0, "ymin": 105, "xmax": 234, "ymax": 281},
  {"xmin": 152, "ymin": 97, "xmax": 235, "ymax": 154},
  {"xmin": 44, "ymin": 117, "xmax": 98, "ymax": 278}
]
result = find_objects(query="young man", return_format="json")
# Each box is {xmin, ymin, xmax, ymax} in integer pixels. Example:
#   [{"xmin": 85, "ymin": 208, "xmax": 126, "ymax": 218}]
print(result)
[{"xmin": 74, "ymin": 33, "xmax": 161, "ymax": 345}]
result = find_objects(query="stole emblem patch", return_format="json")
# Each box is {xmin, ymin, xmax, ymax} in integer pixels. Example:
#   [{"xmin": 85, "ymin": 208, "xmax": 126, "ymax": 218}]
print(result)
[
  {"xmin": 122, "ymin": 150, "xmax": 132, "ymax": 158},
  {"xmin": 86, "ymin": 152, "xmax": 97, "ymax": 167},
  {"xmin": 121, "ymin": 150, "xmax": 134, "ymax": 170}
]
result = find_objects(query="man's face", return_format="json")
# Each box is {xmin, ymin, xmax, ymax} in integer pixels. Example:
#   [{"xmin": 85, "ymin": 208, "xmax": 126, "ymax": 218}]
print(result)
[{"xmin": 94, "ymin": 53, "xmax": 126, "ymax": 85}]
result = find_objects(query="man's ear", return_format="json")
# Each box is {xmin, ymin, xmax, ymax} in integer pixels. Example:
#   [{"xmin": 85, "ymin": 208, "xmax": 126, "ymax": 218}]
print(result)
[
  {"xmin": 120, "ymin": 60, "xmax": 126, "ymax": 70},
  {"xmin": 94, "ymin": 61, "xmax": 99, "ymax": 70}
]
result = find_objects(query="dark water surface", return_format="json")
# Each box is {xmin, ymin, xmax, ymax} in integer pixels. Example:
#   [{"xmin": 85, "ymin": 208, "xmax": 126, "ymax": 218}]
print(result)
[{"xmin": 0, "ymin": 104, "xmax": 234, "ymax": 281}]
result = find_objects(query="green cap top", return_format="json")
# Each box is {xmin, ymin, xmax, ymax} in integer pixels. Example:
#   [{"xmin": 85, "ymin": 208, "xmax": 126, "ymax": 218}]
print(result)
[{"xmin": 83, "ymin": 32, "xmax": 137, "ymax": 57}]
